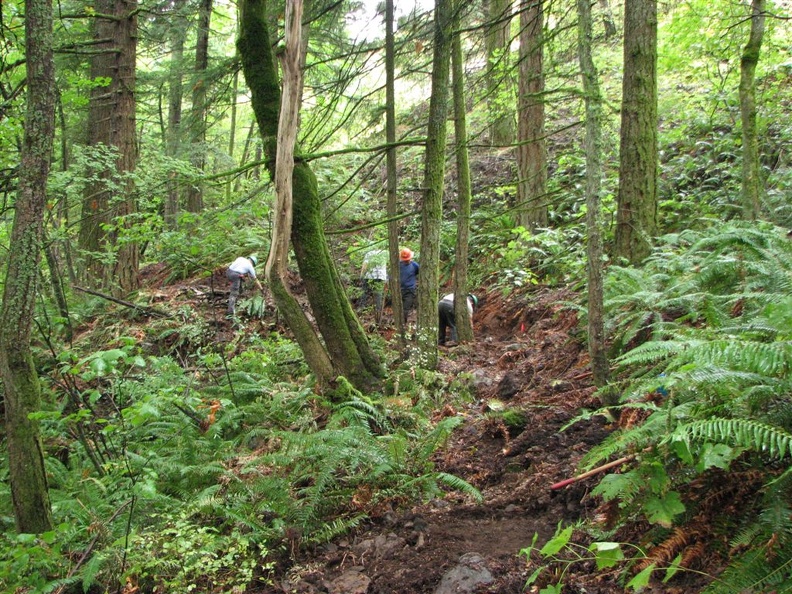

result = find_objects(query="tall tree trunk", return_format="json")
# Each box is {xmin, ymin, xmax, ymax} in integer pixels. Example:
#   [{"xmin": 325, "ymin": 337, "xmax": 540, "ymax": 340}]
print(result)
[
  {"xmin": 577, "ymin": 0, "xmax": 610, "ymax": 394},
  {"xmin": 78, "ymin": 0, "xmax": 139, "ymax": 294},
  {"xmin": 227, "ymin": 69, "xmax": 239, "ymax": 201},
  {"xmin": 237, "ymin": 0, "xmax": 384, "ymax": 392},
  {"xmin": 614, "ymin": 0, "xmax": 657, "ymax": 264},
  {"xmin": 186, "ymin": 0, "xmax": 212, "ymax": 213},
  {"xmin": 165, "ymin": 0, "xmax": 188, "ymax": 229},
  {"xmin": 451, "ymin": 8, "xmax": 473, "ymax": 343},
  {"xmin": 484, "ymin": 0, "xmax": 514, "ymax": 146},
  {"xmin": 266, "ymin": 0, "xmax": 334, "ymax": 387},
  {"xmin": 0, "ymin": 0, "xmax": 56, "ymax": 534},
  {"xmin": 516, "ymin": 0, "xmax": 547, "ymax": 231},
  {"xmin": 739, "ymin": 0, "xmax": 765, "ymax": 221},
  {"xmin": 385, "ymin": 0, "xmax": 404, "ymax": 340},
  {"xmin": 416, "ymin": 0, "xmax": 453, "ymax": 368},
  {"xmin": 598, "ymin": 0, "xmax": 617, "ymax": 39}
]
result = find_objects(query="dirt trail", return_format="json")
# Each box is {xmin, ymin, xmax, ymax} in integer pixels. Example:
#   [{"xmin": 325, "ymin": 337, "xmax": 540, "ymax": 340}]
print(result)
[
  {"xmin": 140, "ymin": 267, "xmax": 612, "ymax": 593},
  {"xmin": 258, "ymin": 287, "xmax": 610, "ymax": 593}
]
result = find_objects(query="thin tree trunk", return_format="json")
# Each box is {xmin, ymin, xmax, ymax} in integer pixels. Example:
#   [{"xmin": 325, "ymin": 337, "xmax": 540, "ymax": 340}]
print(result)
[
  {"xmin": 614, "ymin": 0, "xmax": 657, "ymax": 264},
  {"xmin": 385, "ymin": 0, "xmax": 404, "ymax": 341},
  {"xmin": 577, "ymin": 0, "xmax": 609, "ymax": 394},
  {"xmin": 0, "ymin": 0, "xmax": 56, "ymax": 534},
  {"xmin": 417, "ymin": 0, "xmax": 454, "ymax": 368},
  {"xmin": 739, "ymin": 0, "xmax": 765, "ymax": 221},
  {"xmin": 44, "ymin": 241, "xmax": 73, "ymax": 343},
  {"xmin": 227, "ymin": 69, "xmax": 239, "ymax": 201},
  {"xmin": 186, "ymin": 0, "xmax": 212, "ymax": 213},
  {"xmin": 516, "ymin": 0, "xmax": 547, "ymax": 231},
  {"xmin": 598, "ymin": 0, "xmax": 617, "ymax": 39},
  {"xmin": 265, "ymin": 0, "xmax": 334, "ymax": 388},
  {"xmin": 238, "ymin": 0, "xmax": 384, "ymax": 392},
  {"xmin": 451, "ymin": 8, "xmax": 473, "ymax": 343},
  {"xmin": 165, "ymin": 0, "xmax": 188, "ymax": 229}
]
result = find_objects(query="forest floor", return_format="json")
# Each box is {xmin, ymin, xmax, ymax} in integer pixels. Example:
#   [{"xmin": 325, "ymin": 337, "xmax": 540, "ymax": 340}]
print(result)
[{"xmin": 137, "ymin": 265, "xmax": 708, "ymax": 594}]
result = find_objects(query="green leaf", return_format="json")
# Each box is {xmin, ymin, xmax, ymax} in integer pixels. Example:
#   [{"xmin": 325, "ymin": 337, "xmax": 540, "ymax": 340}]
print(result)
[
  {"xmin": 589, "ymin": 541, "xmax": 625, "ymax": 569},
  {"xmin": 645, "ymin": 462, "xmax": 670, "ymax": 494},
  {"xmin": 524, "ymin": 567, "xmax": 543, "ymax": 586},
  {"xmin": 644, "ymin": 491, "xmax": 686, "ymax": 527},
  {"xmin": 626, "ymin": 563, "xmax": 655, "ymax": 590},
  {"xmin": 592, "ymin": 471, "xmax": 640, "ymax": 502},
  {"xmin": 695, "ymin": 442, "xmax": 735, "ymax": 471},
  {"xmin": 540, "ymin": 526, "xmax": 574, "ymax": 557},
  {"xmin": 663, "ymin": 554, "xmax": 683, "ymax": 583},
  {"xmin": 672, "ymin": 440, "xmax": 694, "ymax": 464}
]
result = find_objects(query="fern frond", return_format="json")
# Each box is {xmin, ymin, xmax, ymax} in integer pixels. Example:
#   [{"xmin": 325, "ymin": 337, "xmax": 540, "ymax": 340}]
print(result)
[
  {"xmin": 669, "ymin": 418, "xmax": 792, "ymax": 460},
  {"xmin": 435, "ymin": 472, "xmax": 483, "ymax": 502}
]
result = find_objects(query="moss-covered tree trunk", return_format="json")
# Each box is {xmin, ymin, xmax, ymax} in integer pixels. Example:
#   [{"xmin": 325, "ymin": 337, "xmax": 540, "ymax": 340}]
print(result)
[
  {"xmin": 739, "ymin": 0, "xmax": 765, "ymax": 221},
  {"xmin": 613, "ymin": 0, "xmax": 657, "ymax": 264},
  {"xmin": 417, "ymin": 0, "xmax": 454, "ymax": 369},
  {"xmin": 238, "ymin": 0, "xmax": 384, "ymax": 392},
  {"xmin": 0, "ymin": 0, "xmax": 56, "ymax": 534},
  {"xmin": 577, "ymin": 0, "xmax": 610, "ymax": 394},
  {"xmin": 451, "ymin": 11, "xmax": 474, "ymax": 343},
  {"xmin": 516, "ymin": 0, "xmax": 547, "ymax": 231},
  {"xmin": 267, "ymin": 0, "xmax": 334, "ymax": 389}
]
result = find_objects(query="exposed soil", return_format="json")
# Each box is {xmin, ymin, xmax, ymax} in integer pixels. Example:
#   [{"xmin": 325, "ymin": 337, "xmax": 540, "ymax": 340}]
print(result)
[{"xmin": 134, "ymin": 266, "xmax": 685, "ymax": 593}]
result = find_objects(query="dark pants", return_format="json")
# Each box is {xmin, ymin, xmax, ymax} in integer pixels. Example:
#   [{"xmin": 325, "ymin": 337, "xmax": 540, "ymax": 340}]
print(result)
[
  {"xmin": 438, "ymin": 300, "xmax": 456, "ymax": 344},
  {"xmin": 227, "ymin": 269, "xmax": 245, "ymax": 314},
  {"xmin": 402, "ymin": 288, "xmax": 417, "ymax": 322}
]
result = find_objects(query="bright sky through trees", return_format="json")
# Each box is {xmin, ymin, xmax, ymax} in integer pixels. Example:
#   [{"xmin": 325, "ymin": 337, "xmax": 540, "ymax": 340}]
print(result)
[{"xmin": 346, "ymin": 0, "xmax": 432, "ymax": 41}]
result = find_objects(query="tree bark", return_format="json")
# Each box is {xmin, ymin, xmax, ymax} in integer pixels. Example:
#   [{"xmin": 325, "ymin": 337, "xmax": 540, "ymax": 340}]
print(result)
[
  {"xmin": 577, "ymin": 0, "xmax": 610, "ymax": 394},
  {"xmin": 186, "ymin": 0, "xmax": 212, "ymax": 213},
  {"xmin": 78, "ymin": 0, "xmax": 139, "ymax": 294},
  {"xmin": 614, "ymin": 0, "xmax": 657, "ymax": 264},
  {"xmin": 385, "ymin": 0, "xmax": 405, "ymax": 340},
  {"xmin": 165, "ymin": 0, "xmax": 188, "ymax": 229},
  {"xmin": 598, "ymin": 0, "xmax": 617, "ymax": 39},
  {"xmin": 238, "ymin": 0, "xmax": 384, "ymax": 392},
  {"xmin": 739, "ymin": 0, "xmax": 765, "ymax": 221},
  {"xmin": 417, "ymin": 0, "xmax": 453, "ymax": 368},
  {"xmin": 0, "ymin": 0, "xmax": 56, "ymax": 534},
  {"xmin": 451, "ymin": 9, "xmax": 474, "ymax": 343},
  {"xmin": 484, "ymin": 0, "xmax": 514, "ymax": 146},
  {"xmin": 516, "ymin": 0, "xmax": 547, "ymax": 231}
]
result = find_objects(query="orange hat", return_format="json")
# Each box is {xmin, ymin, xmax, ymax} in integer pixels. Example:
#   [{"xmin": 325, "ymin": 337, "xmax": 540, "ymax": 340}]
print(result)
[{"xmin": 400, "ymin": 248, "xmax": 413, "ymax": 261}]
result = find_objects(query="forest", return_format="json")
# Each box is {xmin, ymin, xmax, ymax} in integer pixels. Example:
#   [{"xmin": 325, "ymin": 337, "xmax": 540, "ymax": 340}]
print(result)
[{"xmin": 1, "ymin": 0, "xmax": 791, "ymax": 591}]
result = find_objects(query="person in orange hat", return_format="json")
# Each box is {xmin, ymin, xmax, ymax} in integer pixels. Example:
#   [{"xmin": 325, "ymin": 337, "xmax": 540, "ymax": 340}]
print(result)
[{"xmin": 399, "ymin": 248, "xmax": 419, "ymax": 322}]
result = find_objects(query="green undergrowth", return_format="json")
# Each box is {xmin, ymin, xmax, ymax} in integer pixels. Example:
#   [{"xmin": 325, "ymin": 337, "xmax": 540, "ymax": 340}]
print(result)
[
  {"xmin": 0, "ymin": 325, "xmax": 481, "ymax": 593},
  {"xmin": 542, "ymin": 221, "xmax": 792, "ymax": 592}
]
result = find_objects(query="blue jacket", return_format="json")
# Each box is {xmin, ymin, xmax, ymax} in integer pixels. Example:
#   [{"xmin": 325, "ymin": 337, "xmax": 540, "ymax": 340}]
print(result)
[{"xmin": 399, "ymin": 260, "xmax": 419, "ymax": 291}]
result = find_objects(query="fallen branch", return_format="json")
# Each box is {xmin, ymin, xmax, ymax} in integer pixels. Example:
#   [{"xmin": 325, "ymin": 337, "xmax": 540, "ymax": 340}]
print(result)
[
  {"xmin": 550, "ymin": 454, "xmax": 637, "ymax": 490},
  {"xmin": 74, "ymin": 285, "xmax": 171, "ymax": 318}
]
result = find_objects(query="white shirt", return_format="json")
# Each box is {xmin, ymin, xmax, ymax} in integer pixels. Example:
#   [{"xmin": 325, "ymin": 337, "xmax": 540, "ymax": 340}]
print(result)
[
  {"xmin": 228, "ymin": 256, "xmax": 257, "ymax": 278},
  {"xmin": 441, "ymin": 293, "xmax": 473, "ymax": 316},
  {"xmin": 362, "ymin": 250, "xmax": 388, "ymax": 281}
]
